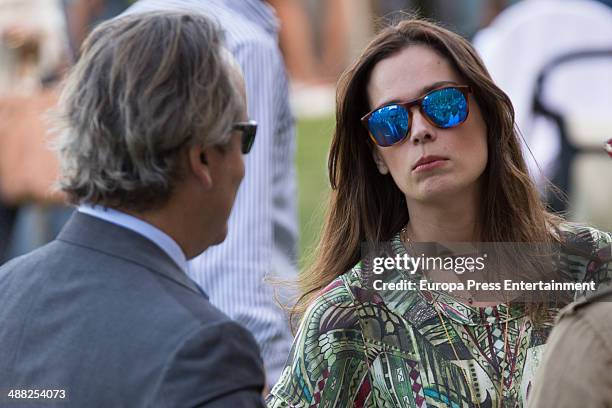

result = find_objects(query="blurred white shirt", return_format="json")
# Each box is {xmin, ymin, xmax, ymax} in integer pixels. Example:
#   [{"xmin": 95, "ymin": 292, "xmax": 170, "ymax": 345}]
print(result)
[{"xmin": 473, "ymin": 0, "xmax": 612, "ymax": 188}]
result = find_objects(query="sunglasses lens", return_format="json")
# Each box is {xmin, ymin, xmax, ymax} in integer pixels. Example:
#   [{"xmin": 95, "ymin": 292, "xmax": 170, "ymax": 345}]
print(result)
[
  {"xmin": 367, "ymin": 104, "xmax": 409, "ymax": 147},
  {"xmin": 422, "ymin": 87, "xmax": 468, "ymax": 128},
  {"xmin": 241, "ymin": 126, "xmax": 256, "ymax": 154},
  {"xmin": 235, "ymin": 122, "xmax": 257, "ymax": 154}
]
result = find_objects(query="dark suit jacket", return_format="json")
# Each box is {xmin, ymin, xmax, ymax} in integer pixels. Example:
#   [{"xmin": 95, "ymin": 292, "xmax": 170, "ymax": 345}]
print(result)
[{"xmin": 0, "ymin": 212, "xmax": 265, "ymax": 407}]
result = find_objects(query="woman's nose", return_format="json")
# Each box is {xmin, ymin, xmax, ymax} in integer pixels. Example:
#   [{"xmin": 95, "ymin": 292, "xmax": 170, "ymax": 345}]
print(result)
[{"xmin": 408, "ymin": 108, "xmax": 437, "ymax": 145}]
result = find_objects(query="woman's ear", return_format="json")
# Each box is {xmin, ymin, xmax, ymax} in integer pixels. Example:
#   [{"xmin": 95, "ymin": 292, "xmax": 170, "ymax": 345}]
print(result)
[
  {"xmin": 372, "ymin": 148, "xmax": 389, "ymax": 175},
  {"xmin": 188, "ymin": 144, "xmax": 213, "ymax": 190}
]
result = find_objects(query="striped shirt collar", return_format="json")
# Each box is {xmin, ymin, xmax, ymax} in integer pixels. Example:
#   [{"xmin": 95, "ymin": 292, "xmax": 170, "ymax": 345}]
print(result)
[{"xmin": 77, "ymin": 204, "xmax": 189, "ymax": 274}]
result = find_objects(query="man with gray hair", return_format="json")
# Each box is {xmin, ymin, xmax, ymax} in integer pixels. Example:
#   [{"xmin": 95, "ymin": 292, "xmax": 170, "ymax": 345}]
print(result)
[
  {"xmin": 124, "ymin": 0, "xmax": 298, "ymax": 388},
  {"xmin": 0, "ymin": 11, "xmax": 264, "ymax": 407}
]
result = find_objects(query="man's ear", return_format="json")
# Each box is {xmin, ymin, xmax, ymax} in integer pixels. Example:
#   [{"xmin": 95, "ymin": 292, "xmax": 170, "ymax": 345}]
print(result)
[
  {"xmin": 188, "ymin": 145, "xmax": 213, "ymax": 190},
  {"xmin": 372, "ymin": 148, "xmax": 389, "ymax": 175}
]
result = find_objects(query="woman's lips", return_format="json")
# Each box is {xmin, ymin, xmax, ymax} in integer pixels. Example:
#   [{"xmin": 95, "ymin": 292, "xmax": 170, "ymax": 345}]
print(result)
[{"xmin": 413, "ymin": 158, "xmax": 448, "ymax": 172}]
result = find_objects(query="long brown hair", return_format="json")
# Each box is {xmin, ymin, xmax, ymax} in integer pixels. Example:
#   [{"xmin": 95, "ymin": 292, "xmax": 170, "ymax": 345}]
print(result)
[{"xmin": 292, "ymin": 19, "xmax": 561, "ymax": 323}]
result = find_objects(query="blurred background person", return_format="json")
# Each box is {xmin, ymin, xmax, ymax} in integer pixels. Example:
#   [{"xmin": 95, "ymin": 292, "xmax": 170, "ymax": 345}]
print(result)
[
  {"xmin": 0, "ymin": 0, "xmax": 71, "ymax": 263},
  {"xmin": 473, "ymin": 0, "xmax": 612, "ymax": 230},
  {"xmin": 267, "ymin": 0, "xmax": 327, "ymax": 85},
  {"xmin": 62, "ymin": 0, "xmax": 133, "ymax": 61},
  {"xmin": 124, "ymin": 0, "xmax": 299, "ymax": 388},
  {"xmin": 268, "ymin": 0, "xmax": 373, "ymax": 118},
  {"xmin": 372, "ymin": 0, "xmax": 515, "ymax": 38}
]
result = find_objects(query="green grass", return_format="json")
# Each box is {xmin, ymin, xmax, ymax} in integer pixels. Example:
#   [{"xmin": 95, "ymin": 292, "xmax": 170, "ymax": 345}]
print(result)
[{"xmin": 295, "ymin": 115, "xmax": 334, "ymax": 270}]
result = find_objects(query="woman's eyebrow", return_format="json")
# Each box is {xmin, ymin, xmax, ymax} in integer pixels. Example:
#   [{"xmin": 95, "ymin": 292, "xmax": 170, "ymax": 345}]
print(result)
[
  {"xmin": 418, "ymin": 80, "xmax": 459, "ymax": 96},
  {"xmin": 376, "ymin": 80, "xmax": 460, "ymax": 108}
]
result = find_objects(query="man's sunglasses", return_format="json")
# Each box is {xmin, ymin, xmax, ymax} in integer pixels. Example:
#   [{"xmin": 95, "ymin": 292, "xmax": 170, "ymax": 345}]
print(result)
[
  {"xmin": 361, "ymin": 85, "xmax": 472, "ymax": 147},
  {"xmin": 232, "ymin": 120, "xmax": 257, "ymax": 154}
]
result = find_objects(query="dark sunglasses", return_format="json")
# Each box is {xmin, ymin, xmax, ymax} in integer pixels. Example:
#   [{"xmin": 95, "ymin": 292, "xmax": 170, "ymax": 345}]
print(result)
[
  {"xmin": 361, "ymin": 85, "xmax": 472, "ymax": 147},
  {"xmin": 232, "ymin": 120, "xmax": 257, "ymax": 154}
]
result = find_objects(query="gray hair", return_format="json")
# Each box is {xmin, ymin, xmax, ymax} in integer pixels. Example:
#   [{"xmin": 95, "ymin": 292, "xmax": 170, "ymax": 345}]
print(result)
[{"xmin": 54, "ymin": 11, "xmax": 244, "ymax": 210}]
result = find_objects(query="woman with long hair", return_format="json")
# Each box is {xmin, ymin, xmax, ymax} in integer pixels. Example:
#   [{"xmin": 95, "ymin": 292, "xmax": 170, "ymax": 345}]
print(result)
[{"xmin": 266, "ymin": 18, "xmax": 612, "ymax": 408}]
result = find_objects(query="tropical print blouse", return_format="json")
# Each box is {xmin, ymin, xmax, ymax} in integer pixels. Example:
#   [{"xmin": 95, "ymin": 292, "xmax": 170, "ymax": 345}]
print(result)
[{"xmin": 267, "ymin": 224, "xmax": 612, "ymax": 408}]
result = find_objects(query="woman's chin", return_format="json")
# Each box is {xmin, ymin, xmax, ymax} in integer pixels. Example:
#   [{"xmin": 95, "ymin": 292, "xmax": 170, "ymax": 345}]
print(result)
[{"xmin": 412, "ymin": 177, "xmax": 474, "ymax": 202}]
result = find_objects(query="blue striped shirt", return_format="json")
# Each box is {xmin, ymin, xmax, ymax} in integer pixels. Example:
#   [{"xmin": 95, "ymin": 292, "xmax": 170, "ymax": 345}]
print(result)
[{"xmin": 124, "ymin": 0, "xmax": 298, "ymax": 386}]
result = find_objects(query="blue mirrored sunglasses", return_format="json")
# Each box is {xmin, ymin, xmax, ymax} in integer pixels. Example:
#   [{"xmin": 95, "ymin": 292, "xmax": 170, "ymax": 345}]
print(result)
[{"xmin": 361, "ymin": 85, "xmax": 471, "ymax": 147}]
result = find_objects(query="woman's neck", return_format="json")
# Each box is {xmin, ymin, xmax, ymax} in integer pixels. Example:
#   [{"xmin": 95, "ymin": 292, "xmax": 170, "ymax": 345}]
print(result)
[{"xmin": 405, "ymin": 190, "xmax": 480, "ymax": 243}]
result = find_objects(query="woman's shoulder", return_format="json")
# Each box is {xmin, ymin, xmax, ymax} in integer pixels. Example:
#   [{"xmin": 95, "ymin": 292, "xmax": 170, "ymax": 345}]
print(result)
[
  {"xmin": 555, "ymin": 222, "xmax": 612, "ymax": 290},
  {"xmin": 557, "ymin": 222, "xmax": 612, "ymax": 254},
  {"xmin": 305, "ymin": 262, "xmax": 371, "ymax": 308},
  {"xmin": 296, "ymin": 273, "xmax": 362, "ymax": 332},
  {"xmin": 267, "ymin": 271, "xmax": 370, "ymax": 407}
]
